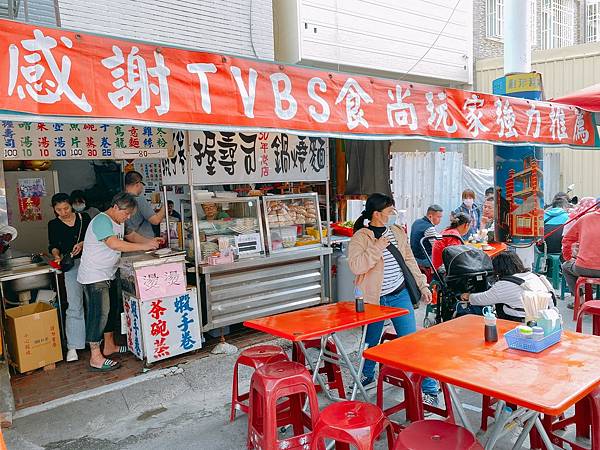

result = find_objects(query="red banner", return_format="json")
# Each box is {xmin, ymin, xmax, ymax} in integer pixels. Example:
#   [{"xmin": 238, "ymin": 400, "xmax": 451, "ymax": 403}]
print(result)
[{"xmin": 0, "ymin": 19, "xmax": 596, "ymax": 147}]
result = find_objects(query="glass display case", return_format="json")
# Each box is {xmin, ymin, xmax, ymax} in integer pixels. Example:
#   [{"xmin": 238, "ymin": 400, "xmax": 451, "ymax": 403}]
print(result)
[
  {"xmin": 180, "ymin": 199, "xmax": 194, "ymax": 260},
  {"xmin": 194, "ymin": 197, "xmax": 265, "ymax": 263},
  {"xmin": 263, "ymin": 193, "xmax": 323, "ymax": 254}
]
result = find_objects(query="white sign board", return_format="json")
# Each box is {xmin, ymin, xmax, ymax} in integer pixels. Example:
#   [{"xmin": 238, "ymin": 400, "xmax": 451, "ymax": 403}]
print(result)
[
  {"xmin": 190, "ymin": 131, "xmax": 329, "ymax": 185},
  {"xmin": 139, "ymin": 289, "xmax": 202, "ymax": 363}
]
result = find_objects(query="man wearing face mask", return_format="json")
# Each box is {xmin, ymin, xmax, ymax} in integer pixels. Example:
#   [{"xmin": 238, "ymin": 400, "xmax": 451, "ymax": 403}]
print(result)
[
  {"xmin": 452, "ymin": 189, "xmax": 481, "ymax": 239},
  {"xmin": 123, "ymin": 171, "xmax": 166, "ymax": 238},
  {"xmin": 71, "ymin": 190, "xmax": 101, "ymax": 219},
  {"xmin": 410, "ymin": 204, "xmax": 443, "ymax": 268}
]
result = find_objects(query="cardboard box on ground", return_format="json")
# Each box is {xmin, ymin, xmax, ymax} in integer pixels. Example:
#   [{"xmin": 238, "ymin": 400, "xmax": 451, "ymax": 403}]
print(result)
[{"xmin": 5, "ymin": 303, "xmax": 62, "ymax": 373}]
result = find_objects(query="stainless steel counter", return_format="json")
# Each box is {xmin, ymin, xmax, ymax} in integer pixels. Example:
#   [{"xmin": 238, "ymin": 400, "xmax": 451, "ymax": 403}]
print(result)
[
  {"xmin": 199, "ymin": 247, "xmax": 332, "ymax": 330},
  {"xmin": 197, "ymin": 247, "xmax": 332, "ymax": 274}
]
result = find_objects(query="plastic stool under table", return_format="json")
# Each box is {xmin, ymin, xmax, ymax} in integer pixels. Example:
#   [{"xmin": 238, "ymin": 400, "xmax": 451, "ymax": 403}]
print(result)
[
  {"xmin": 230, "ymin": 344, "xmax": 289, "ymax": 421},
  {"xmin": 311, "ymin": 400, "xmax": 394, "ymax": 450},
  {"xmin": 247, "ymin": 361, "xmax": 320, "ymax": 450},
  {"xmin": 393, "ymin": 419, "xmax": 483, "ymax": 450}
]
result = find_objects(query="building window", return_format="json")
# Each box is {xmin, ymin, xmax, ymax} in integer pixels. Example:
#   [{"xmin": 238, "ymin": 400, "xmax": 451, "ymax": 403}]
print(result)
[
  {"xmin": 485, "ymin": 0, "xmax": 537, "ymax": 44},
  {"xmin": 486, "ymin": 0, "xmax": 504, "ymax": 39},
  {"xmin": 541, "ymin": 0, "xmax": 575, "ymax": 49},
  {"xmin": 588, "ymin": 0, "xmax": 600, "ymax": 42}
]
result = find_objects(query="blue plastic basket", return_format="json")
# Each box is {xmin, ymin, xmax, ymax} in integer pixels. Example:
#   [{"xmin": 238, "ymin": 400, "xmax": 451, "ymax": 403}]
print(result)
[{"xmin": 504, "ymin": 327, "xmax": 562, "ymax": 353}]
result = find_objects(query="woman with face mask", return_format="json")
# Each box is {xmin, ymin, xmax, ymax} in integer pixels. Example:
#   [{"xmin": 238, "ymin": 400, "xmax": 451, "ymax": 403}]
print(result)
[
  {"xmin": 452, "ymin": 189, "xmax": 481, "ymax": 239},
  {"xmin": 348, "ymin": 193, "xmax": 438, "ymax": 404},
  {"xmin": 70, "ymin": 190, "xmax": 101, "ymax": 219},
  {"xmin": 48, "ymin": 193, "xmax": 92, "ymax": 362}
]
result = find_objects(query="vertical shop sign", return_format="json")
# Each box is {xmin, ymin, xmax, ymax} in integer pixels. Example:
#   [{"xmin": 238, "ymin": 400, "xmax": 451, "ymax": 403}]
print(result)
[
  {"xmin": 123, "ymin": 295, "xmax": 144, "ymax": 360},
  {"xmin": 161, "ymin": 130, "xmax": 188, "ymax": 185},
  {"xmin": 140, "ymin": 290, "xmax": 201, "ymax": 363}
]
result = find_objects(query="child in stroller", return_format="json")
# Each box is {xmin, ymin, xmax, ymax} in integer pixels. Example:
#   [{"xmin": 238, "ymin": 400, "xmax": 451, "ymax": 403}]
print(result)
[{"xmin": 420, "ymin": 235, "xmax": 494, "ymax": 327}]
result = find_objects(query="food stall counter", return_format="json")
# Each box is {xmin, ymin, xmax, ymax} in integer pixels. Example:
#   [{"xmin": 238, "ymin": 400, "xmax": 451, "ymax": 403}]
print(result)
[
  {"xmin": 197, "ymin": 245, "xmax": 332, "ymax": 331},
  {"xmin": 118, "ymin": 250, "xmax": 202, "ymax": 364}
]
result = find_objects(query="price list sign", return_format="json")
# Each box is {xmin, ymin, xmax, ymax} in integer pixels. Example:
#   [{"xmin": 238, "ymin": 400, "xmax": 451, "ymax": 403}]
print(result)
[{"xmin": 1, "ymin": 121, "xmax": 173, "ymax": 160}]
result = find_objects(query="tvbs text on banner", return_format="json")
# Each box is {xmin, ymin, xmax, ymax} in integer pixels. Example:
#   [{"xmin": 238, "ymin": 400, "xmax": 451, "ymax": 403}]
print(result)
[{"xmin": 0, "ymin": 19, "xmax": 596, "ymax": 148}]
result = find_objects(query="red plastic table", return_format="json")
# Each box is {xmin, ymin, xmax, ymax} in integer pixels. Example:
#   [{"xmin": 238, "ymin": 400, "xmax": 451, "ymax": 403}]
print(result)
[
  {"xmin": 484, "ymin": 242, "xmax": 507, "ymax": 258},
  {"xmin": 364, "ymin": 315, "xmax": 600, "ymax": 449},
  {"xmin": 245, "ymin": 302, "xmax": 408, "ymax": 401}
]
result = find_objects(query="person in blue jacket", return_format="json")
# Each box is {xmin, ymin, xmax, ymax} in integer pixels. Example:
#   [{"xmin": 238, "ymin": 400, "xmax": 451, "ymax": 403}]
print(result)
[{"xmin": 542, "ymin": 196, "xmax": 570, "ymax": 254}]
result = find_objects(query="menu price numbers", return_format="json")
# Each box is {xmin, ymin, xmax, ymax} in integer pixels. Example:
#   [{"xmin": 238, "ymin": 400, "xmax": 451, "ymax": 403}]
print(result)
[
  {"xmin": 55, "ymin": 148, "xmax": 67, "ymax": 157},
  {"xmin": 102, "ymin": 148, "xmax": 112, "ymax": 157},
  {"xmin": 70, "ymin": 148, "xmax": 83, "ymax": 157},
  {"xmin": 4, "ymin": 147, "xmax": 18, "ymax": 158}
]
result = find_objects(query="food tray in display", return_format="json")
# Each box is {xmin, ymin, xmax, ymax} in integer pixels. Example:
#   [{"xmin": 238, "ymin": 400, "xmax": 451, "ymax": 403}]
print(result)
[
  {"xmin": 331, "ymin": 223, "xmax": 354, "ymax": 237},
  {"xmin": 265, "ymin": 199, "xmax": 318, "ymax": 226},
  {"xmin": 504, "ymin": 327, "xmax": 562, "ymax": 353},
  {"xmin": 295, "ymin": 237, "xmax": 320, "ymax": 246}
]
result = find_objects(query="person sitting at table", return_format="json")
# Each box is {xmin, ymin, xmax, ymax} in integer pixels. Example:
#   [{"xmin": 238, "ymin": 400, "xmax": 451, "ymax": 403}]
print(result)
[
  {"xmin": 348, "ymin": 193, "xmax": 439, "ymax": 406},
  {"xmin": 457, "ymin": 251, "xmax": 555, "ymax": 322},
  {"xmin": 201, "ymin": 202, "xmax": 229, "ymax": 220},
  {"xmin": 480, "ymin": 197, "xmax": 495, "ymax": 231},
  {"xmin": 410, "ymin": 204, "xmax": 443, "ymax": 269},
  {"xmin": 431, "ymin": 213, "xmax": 470, "ymax": 271},
  {"xmin": 538, "ymin": 196, "xmax": 570, "ymax": 255},
  {"xmin": 562, "ymin": 198, "xmax": 600, "ymax": 306}
]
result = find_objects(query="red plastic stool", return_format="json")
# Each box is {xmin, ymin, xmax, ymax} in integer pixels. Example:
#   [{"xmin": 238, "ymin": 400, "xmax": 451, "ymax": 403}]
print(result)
[
  {"xmin": 576, "ymin": 300, "xmax": 600, "ymax": 335},
  {"xmin": 376, "ymin": 366, "xmax": 454, "ymax": 432},
  {"xmin": 541, "ymin": 388, "xmax": 600, "ymax": 450},
  {"xmin": 312, "ymin": 401, "xmax": 394, "ymax": 450},
  {"xmin": 230, "ymin": 345, "xmax": 289, "ymax": 421},
  {"xmin": 247, "ymin": 361, "xmax": 319, "ymax": 450},
  {"xmin": 572, "ymin": 277, "xmax": 600, "ymax": 321},
  {"xmin": 292, "ymin": 338, "xmax": 346, "ymax": 399},
  {"xmin": 480, "ymin": 397, "xmax": 518, "ymax": 431},
  {"xmin": 393, "ymin": 420, "xmax": 483, "ymax": 450}
]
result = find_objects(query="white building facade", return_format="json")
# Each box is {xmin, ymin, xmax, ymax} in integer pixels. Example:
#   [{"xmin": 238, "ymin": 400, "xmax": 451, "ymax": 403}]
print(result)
[{"xmin": 2, "ymin": 0, "xmax": 274, "ymax": 60}]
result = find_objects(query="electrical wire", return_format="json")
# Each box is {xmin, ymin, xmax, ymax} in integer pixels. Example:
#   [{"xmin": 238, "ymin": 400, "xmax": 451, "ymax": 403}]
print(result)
[
  {"xmin": 403, "ymin": 0, "xmax": 464, "ymax": 76},
  {"xmin": 249, "ymin": 0, "xmax": 258, "ymax": 58}
]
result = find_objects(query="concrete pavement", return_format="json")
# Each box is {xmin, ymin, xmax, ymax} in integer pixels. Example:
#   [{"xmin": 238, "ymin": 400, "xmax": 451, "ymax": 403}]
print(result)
[{"xmin": 3, "ymin": 293, "xmax": 589, "ymax": 450}]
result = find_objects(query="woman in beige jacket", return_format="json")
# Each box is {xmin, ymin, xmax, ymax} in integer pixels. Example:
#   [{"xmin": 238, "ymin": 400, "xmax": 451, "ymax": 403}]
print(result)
[{"xmin": 348, "ymin": 193, "xmax": 438, "ymax": 402}]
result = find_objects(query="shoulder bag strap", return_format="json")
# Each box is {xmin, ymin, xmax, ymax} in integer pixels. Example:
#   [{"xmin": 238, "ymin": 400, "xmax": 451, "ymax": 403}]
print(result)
[
  {"xmin": 75, "ymin": 213, "xmax": 83, "ymax": 244},
  {"xmin": 499, "ymin": 275, "xmax": 526, "ymax": 286},
  {"xmin": 386, "ymin": 242, "xmax": 421, "ymax": 304}
]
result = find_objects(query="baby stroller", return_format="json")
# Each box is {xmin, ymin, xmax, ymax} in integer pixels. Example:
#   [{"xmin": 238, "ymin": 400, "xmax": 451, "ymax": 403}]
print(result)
[{"xmin": 420, "ymin": 236, "xmax": 494, "ymax": 327}]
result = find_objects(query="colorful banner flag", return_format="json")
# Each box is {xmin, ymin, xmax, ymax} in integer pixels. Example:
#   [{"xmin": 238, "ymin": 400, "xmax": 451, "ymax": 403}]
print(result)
[{"xmin": 0, "ymin": 19, "xmax": 596, "ymax": 148}]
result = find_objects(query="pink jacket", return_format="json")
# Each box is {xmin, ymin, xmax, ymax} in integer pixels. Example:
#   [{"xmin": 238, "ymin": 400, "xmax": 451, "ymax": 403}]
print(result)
[
  {"xmin": 348, "ymin": 225, "xmax": 429, "ymax": 304},
  {"xmin": 563, "ymin": 210, "xmax": 600, "ymax": 270}
]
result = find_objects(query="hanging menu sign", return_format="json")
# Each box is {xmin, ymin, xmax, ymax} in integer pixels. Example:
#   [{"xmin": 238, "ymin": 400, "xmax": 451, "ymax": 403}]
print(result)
[
  {"xmin": 0, "ymin": 120, "xmax": 173, "ymax": 160},
  {"xmin": 161, "ymin": 130, "xmax": 188, "ymax": 185},
  {"xmin": 190, "ymin": 131, "xmax": 329, "ymax": 185}
]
